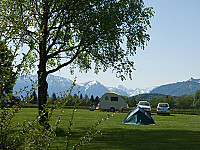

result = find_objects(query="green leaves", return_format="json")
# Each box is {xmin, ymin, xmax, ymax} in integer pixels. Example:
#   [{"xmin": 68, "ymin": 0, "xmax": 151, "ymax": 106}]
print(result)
[
  {"xmin": 0, "ymin": 0, "xmax": 154, "ymax": 80},
  {"xmin": 194, "ymin": 90, "xmax": 200, "ymax": 109},
  {"xmin": 0, "ymin": 41, "xmax": 17, "ymax": 95}
]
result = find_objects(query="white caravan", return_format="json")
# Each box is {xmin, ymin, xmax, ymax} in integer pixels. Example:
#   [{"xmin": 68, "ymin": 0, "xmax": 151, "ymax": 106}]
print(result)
[{"xmin": 98, "ymin": 92, "xmax": 128, "ymax": 112}]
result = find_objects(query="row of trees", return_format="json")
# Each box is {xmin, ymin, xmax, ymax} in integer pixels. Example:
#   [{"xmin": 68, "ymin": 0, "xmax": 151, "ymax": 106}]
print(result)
[
  {"xmin": 29, "ymin": 92, "xmax": 100, "ymax": 107},
  {"xmin": 28, "ymin": 89, "xmax": 200, "ymax": 109},
  {"xmin": 124, "ymin": 90, "xmax": 200, "ymax": 109}
]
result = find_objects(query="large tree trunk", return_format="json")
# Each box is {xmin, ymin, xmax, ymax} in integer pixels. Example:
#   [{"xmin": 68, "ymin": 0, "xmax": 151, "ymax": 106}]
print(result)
[
  {"xmin": 37, "ymin": 70, "xmax": 49, "ymax": 128},
  {"xmin": 37, "ymin": 38, "xmax": 49, "ymax": 128},
  {"xmin": 37, "ymin": 1, "xmax": 49, "ymax": 128}
]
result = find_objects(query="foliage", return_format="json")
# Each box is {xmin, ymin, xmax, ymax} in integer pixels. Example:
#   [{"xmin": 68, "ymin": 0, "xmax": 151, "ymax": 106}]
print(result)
[
  {"xmin": 89, "ymin": 95, "xmax": 100, "ymax": 107},
  {"xmin": 193, "ymin": 90, "xmax": 200, "ymax": 109},
  {"xmin": 94, "ymin": 96, "xmax": 100, "ymax": 107},
  {"xmin": 164, "ymin": 96, "xmax": 175, "ymax": 108},
  {"xmin": 79, "ymin": 93, "xmax": 83, "ymax": 100},
  {"xmin": 0, "ymin": 0, "xmax": 154, "ymax": 125},
  {"xmin": 0, "ymin": 82, "xmax": 116, "ymax": 149},
  {"xmin": 175, "ymin": 96, "xmax": 193, "ymax": 109},
  {"xmin": 149, "ymin": 98, "xmax": 164, "ymax": 108},
  {"xmin": 133, "ymin": 93, "xmax": 176, "ymax": 108},
  {"xmin": 1, "ymin": 0, "xmax": 154, "ymax": 78},
  {"xmin": 30, "ymin": 90, "xmax": 38, "ymax": 104},
  {"xmin": 52, "ymin": 93, "xmax": 57, "ymax": 102},
  {"xmin": 123, "ymin": 96, "xmax": 137, "ymax": 107},
  {"xmin": 0, "ymin": 87, "xmax": 56, "ymax": 149},
  {"xmin": 90, "ymin": 95, "xmax": 95, "ymax": 105},
  {"xmin": 125, "ymin": 93, "xmax": 199, "ymax": 109},
  {"xmin": 134, "ymin": 93, "xmax": 174, "ymax": 101},
  {"xmin": 0, "ymin": 41, "xmax": 17, "ymax": 96}
]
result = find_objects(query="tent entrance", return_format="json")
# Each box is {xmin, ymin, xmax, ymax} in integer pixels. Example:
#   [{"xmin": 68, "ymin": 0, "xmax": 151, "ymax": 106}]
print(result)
[{"xmin": 123, "ymin": 107, "xmax": 155, "ymax": 125}]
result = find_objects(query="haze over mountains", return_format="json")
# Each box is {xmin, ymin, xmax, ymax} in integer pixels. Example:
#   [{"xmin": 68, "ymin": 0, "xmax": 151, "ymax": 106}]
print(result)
[
  {"xmin": 13, "ymin": 74, "xmax": 153, "ymax": 98},
  {"xmin": 13, "ymin": 75, "xmax": 200, "ymax": 98}
]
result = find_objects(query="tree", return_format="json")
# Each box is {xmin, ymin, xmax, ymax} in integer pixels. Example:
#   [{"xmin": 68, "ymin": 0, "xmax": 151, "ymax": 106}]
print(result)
[
  {"xmin": 79, "ymin": 93, "xmax": 83, "ymax": 100},
  {"xmin": 0, "ymin": 41, "xmax": 17, "ymax": 96},
  {"xmin": 0, "ymin": 0, "xmax": 154, "ymax": 126},
  {"xmin": 175, "ymin": 97, "xmax": 183, "ymax": 109},
  {"xmin": 49, "ymin": 92, "xmax": 57, "ymax": 104},
  {"xmin": 126, "ymin": 96, "xmax": 136, "ymax": 107},
  {"xmin": 150, "ymin": 98, "xmax": 164, "ymax": 108},
  {"xmin": 90, "ymin": 95, "xmax": 95, "ymax": 106},
  {"xmin": 52, "ymin": 93, "xmax": 57, "ymax": 102},
  {"xmin": 175, "ymin": 96, "xmax": 193, "ymax": 109},
  {"xmin": 164, "ymin": 96, "xmax": 175, "ymax": 108},
  {"xmin": 183, "ymin": 96, "xmax": 193, "ymax": 109},
  {"xmin": 194, "ymin": 90, "xmax": 200, "ymax": 109},
  {"xmin": 84, "ymin": 94, "xmax": 90, "ymax": 106},
  {"xmin": 94, "ymin": 96, "xmax": 100, "ymax": 107},
  {"xmin": 30, "ymin": 90, "xmax": 38, "ymax": 104}
]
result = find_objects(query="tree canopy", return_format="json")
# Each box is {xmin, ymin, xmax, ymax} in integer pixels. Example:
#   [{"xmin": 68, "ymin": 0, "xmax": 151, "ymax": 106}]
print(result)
[
  {"xmin": 194, "ymin": 90, "xmax": 200, "ymax": 109},
  {"xmin": 0, "ymin": 41, "xmax": 16, "ymax": 96},
  {"xmin": 0, "ymin": 0, "xmax": 154, "ymax": 126},
  {"xmin": 1, "ymin": 0, "xmax": 154, "ymax": 79}
]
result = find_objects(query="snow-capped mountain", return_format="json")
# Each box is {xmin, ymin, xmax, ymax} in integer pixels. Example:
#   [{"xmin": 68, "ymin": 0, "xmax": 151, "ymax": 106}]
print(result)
[
  {"xmin": 13, "ymin": 74, "xmax": 152, "ymax": 98},
  {"xmin": 129, "ymin": 87, "xmax": 155, "ymax": 96},
  {"xmin": 109, "ymin": 85, "xmax": 154, "ymax": 97},
  {"xmin": 79, "ymin": 81, "xmax": 110, "ymax": 97},
  {"xmin": 107, "ymin": 86, "xmax": 130, "ymax": 97},
  {"xmin": 47, "ymin": 74, "xmax": 75, "ymax": 95},
  {"xmin": 13, "ymin": 74, "xmax": 76, "ymax": 97}
]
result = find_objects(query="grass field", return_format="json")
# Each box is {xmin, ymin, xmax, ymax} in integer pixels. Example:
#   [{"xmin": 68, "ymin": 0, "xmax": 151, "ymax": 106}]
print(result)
[{"xmin": 10, "ymin": 108, "xmax": 200, "ymax": 149}]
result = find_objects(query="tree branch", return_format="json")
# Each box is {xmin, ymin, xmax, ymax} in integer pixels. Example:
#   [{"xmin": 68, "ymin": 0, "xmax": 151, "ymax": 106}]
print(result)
[
  {"xmin": 47, "ymin": 48, "xmax": 82, "ymax": 74},
  {"xmin": 47, "ymin": 39, "xmax": 84, "ymax": 60}
]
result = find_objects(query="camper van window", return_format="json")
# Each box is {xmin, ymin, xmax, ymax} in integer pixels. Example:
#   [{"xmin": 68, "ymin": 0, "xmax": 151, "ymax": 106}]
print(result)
[{"xmin": 111, "ymin": 97, "xmax": 118, "ymax": 101}]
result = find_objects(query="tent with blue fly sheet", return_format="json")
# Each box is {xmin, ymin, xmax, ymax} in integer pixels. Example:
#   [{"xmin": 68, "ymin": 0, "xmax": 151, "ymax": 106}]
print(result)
[{"xmin": 123, "ymin": 106, "xmax": 155, "ymax": 125}]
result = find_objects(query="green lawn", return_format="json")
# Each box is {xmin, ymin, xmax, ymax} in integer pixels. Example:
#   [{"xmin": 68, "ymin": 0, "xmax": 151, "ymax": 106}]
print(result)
[{"xmin": 10, "ymin": 108, "xmax": 200, "ymax": 149}]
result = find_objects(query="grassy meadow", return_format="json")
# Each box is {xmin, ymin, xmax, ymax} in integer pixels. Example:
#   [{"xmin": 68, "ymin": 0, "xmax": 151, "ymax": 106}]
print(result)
[{"xmin": 10, "ymin": 108, "xmax": 200, "ymax": 149}]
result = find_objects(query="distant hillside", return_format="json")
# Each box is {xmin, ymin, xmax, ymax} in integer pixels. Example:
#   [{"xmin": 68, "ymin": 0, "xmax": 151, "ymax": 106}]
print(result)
[
  {"xmin": 134, "ymin": 93, "xmax": 174, "ymax": 100},
  {"xmin": 150, "ymin": 77, "xmax": 200, "ymax": 96},
  {"xmin": 13, "ymin": 75, "xmax": 200, "ymax": 98}
]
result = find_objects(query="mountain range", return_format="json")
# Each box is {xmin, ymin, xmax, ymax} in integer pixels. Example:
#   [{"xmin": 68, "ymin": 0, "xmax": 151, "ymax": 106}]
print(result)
[
  {"xmin": 150, "ymin": 77, "xmax": 200, "ymax": 96},
  {"xmin": 13, "ymin": 74, "xmax": 153, "ymax": 98},
  {"xmin": 13, "ymin": 75, "xmax": 200, "ymax": 98}
]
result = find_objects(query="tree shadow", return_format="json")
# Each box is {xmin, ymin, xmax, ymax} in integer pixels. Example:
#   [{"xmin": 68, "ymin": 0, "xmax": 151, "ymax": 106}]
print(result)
[{"xmin": 81, "ymin": 128, "xmax": 200, "ymax": 150}]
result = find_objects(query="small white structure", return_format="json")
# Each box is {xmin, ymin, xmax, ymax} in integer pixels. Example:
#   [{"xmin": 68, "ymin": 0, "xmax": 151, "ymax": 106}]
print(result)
[{"xmin": 98, "ymin": 92, "xmax": 128, "ymax": 112}]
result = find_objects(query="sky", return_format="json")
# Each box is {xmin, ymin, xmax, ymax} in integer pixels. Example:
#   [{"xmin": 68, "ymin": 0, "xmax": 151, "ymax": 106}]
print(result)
[{"xmin": 52, "ymin": 0, "xmax": 200, "ymax": 90}]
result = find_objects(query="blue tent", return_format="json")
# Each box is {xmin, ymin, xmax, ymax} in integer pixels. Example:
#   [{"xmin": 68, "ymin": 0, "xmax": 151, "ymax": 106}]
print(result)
[{"xmin": 123, "ymin": 107, "xmax": 155, "ymax": 125}]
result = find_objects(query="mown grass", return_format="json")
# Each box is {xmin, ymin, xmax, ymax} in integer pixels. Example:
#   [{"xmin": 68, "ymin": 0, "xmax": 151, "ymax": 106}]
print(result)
[{"xmin": 10, "ymin": 108, "xmax": 200, "ymax": 149}]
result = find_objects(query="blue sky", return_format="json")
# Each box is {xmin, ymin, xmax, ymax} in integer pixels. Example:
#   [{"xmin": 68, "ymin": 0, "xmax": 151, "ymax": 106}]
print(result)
[{"xmin": 53, "ymin": 0, "xmax": 200, "ymax": 89}]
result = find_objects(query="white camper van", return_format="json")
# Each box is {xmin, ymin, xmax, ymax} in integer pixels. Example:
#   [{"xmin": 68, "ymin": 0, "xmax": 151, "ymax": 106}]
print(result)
[{"xmin": 98, "ymin": 92, "xmax": 128, "ymax": 112}]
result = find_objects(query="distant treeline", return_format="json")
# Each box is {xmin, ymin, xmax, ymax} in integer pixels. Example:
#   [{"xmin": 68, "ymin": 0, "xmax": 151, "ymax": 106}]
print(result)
[
  {"xmin": 28, "ymin": 91, "xmax": 200, "ymax": 109},
  {"xmin": 29, "ymin": 92, "xmax": 100, "ymax": 107},
  {"xmin": 123, "ymin": 92, "xmax": 200, "ymax": 109}
]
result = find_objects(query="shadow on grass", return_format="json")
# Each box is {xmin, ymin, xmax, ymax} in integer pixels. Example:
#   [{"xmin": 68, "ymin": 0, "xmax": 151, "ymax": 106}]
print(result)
[
  {"xmin": 55, "ymin": 127, "xmax": 67, "ymax": 137},
  {"xmin": 81, "ymin": 128, "xmax": 200, "ymax": 150},
  {"xmin": 55, "ymin": 127, "xmax": 91, "ymax": 138},
  {"xmin": 156, "ymin": 114, "xmax": 176, "ymax": 116}
]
